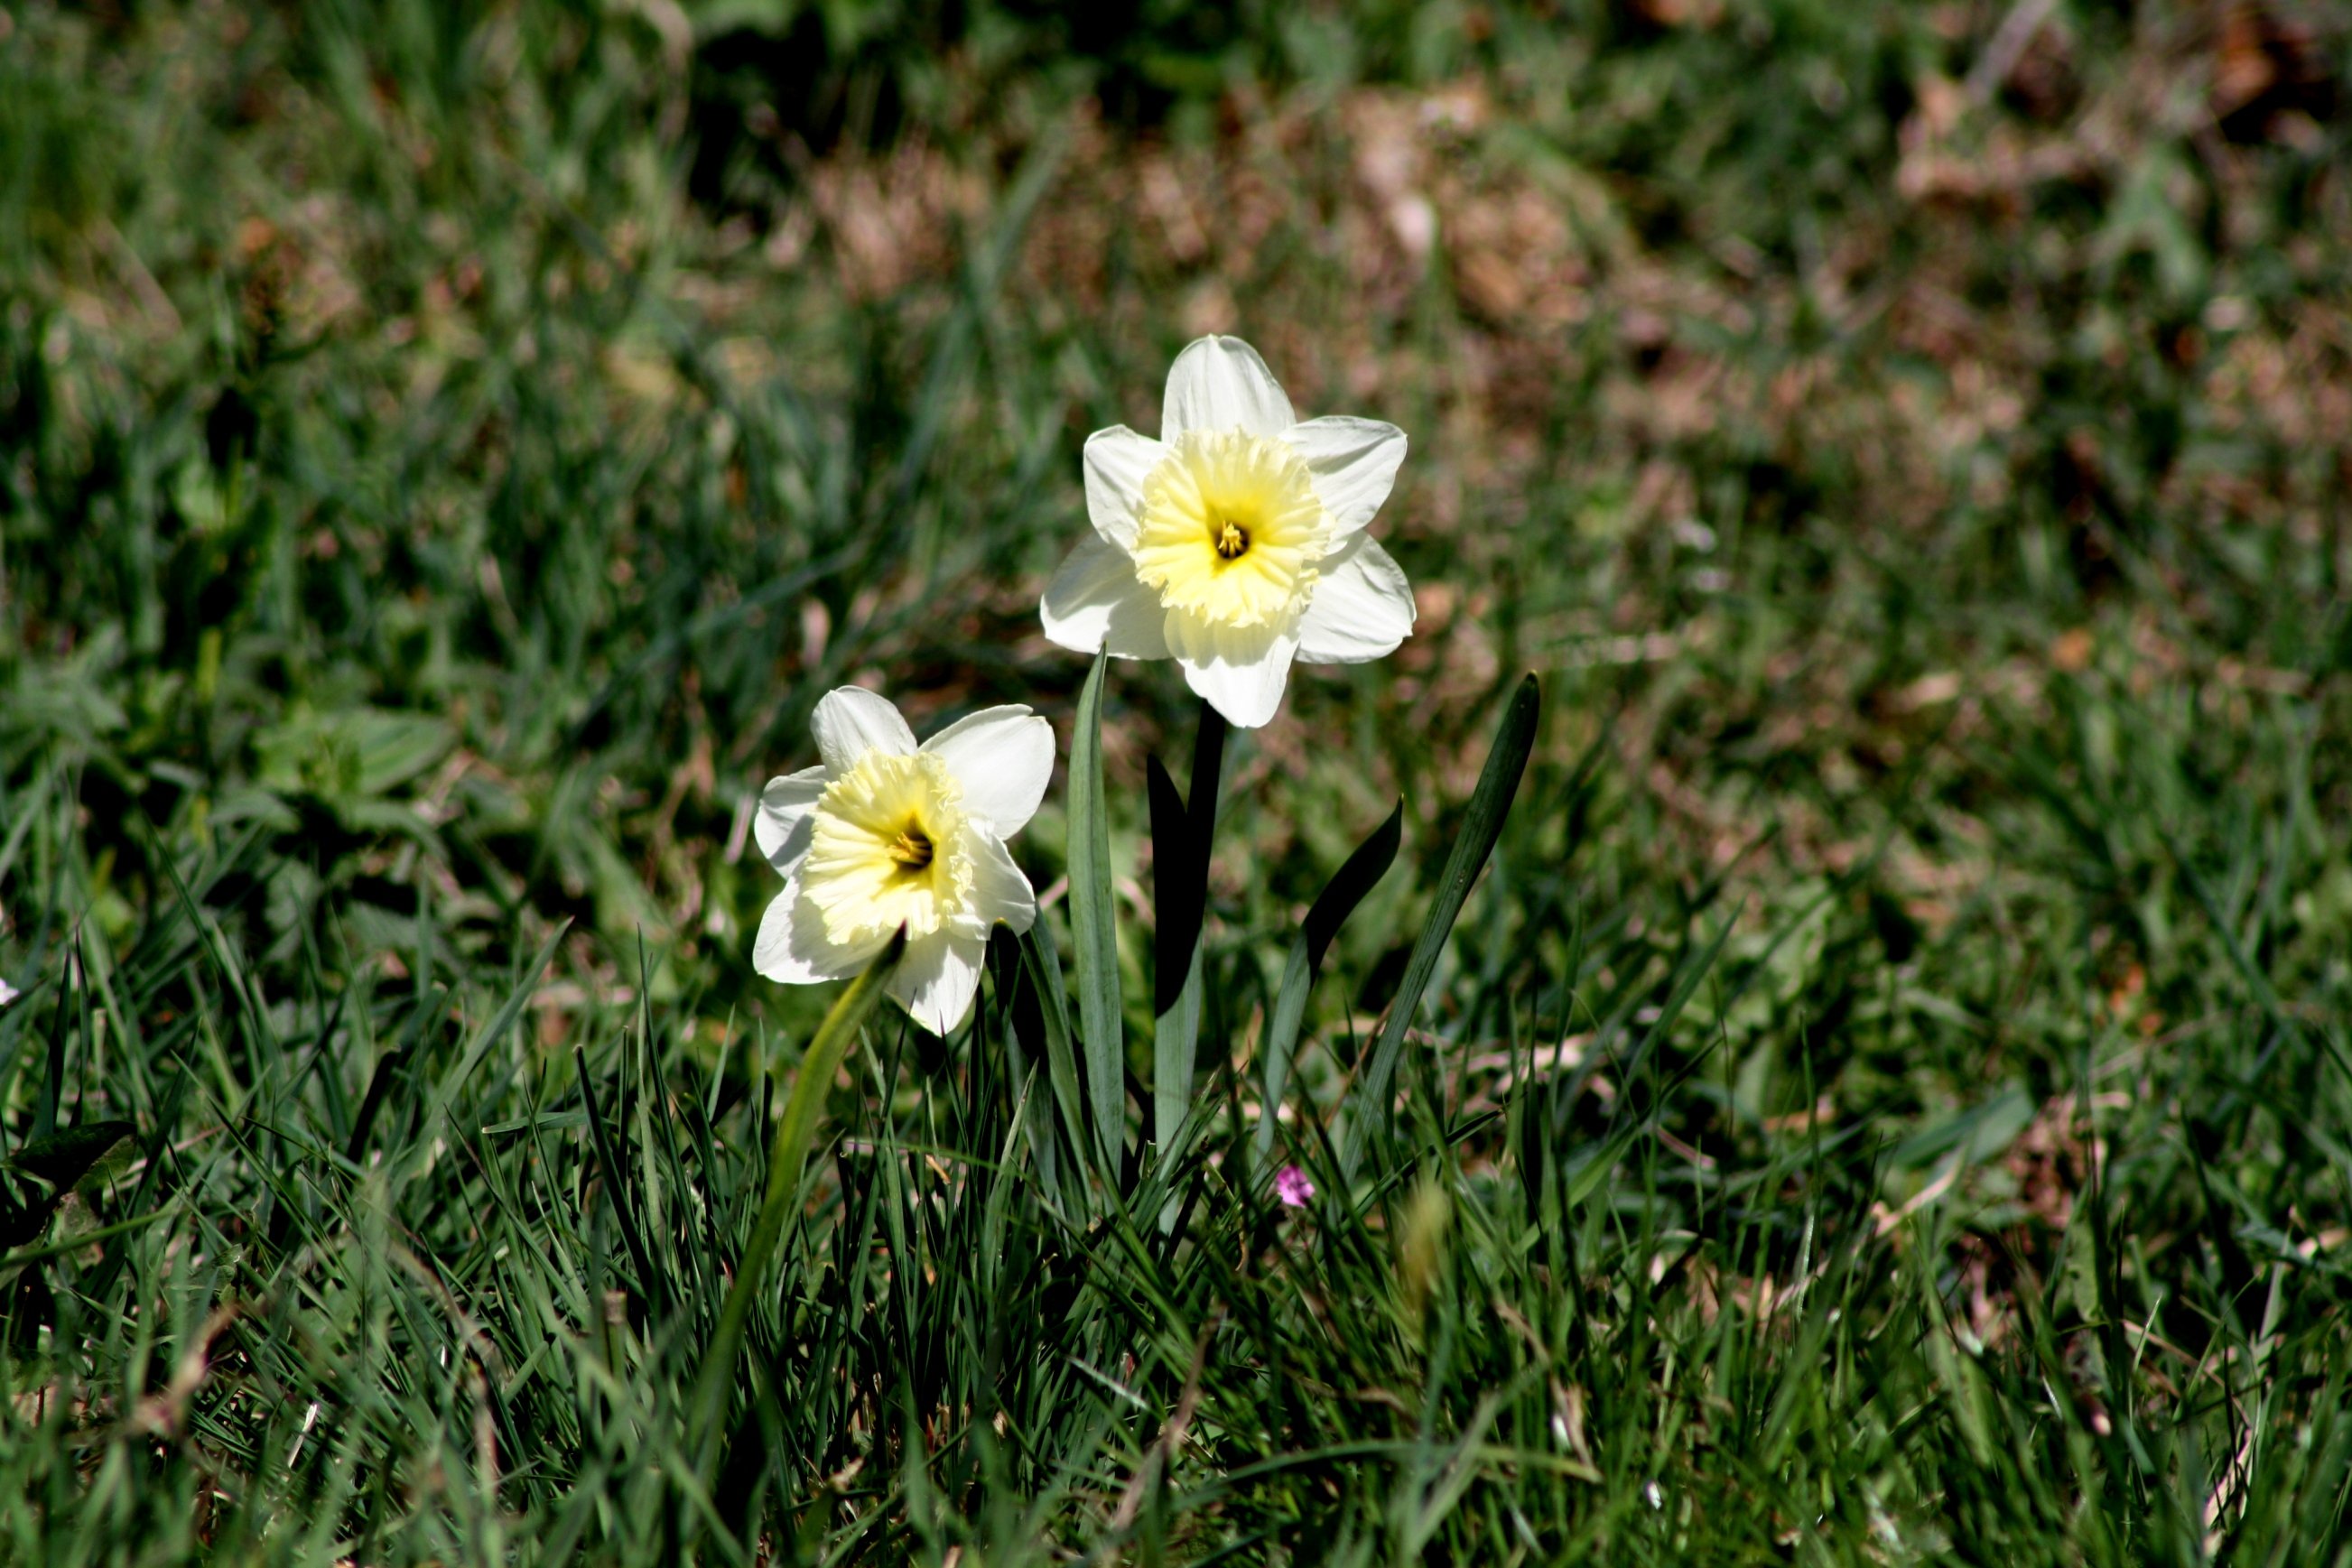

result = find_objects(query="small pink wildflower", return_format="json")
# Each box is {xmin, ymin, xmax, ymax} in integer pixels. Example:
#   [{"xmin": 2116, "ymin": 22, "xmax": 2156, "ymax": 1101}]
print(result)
[{"xmin": 1274, "ymin": 1165, "xmax": 1315, "ymax": 1209}]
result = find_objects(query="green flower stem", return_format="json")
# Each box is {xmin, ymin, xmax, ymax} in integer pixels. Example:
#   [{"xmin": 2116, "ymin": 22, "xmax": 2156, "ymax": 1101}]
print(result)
[
  {"xmin": 688, "ymin": 930, "xmax": 905, "ymax": 1487},
  {"xmin": 1154, "ymin": 700, "xmax": 1226, "ymax": 1152}
]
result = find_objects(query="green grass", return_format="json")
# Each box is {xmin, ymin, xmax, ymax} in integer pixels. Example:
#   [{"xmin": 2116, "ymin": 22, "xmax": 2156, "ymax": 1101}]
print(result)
[{"xmin": 6, "ymin": 0, "xmax": 2352, "ymax": 1561}]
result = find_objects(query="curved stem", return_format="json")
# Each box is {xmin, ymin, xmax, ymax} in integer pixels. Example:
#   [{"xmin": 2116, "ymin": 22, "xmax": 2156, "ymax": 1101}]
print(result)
[{"xmin": 688, "ymin": 930, "xmax": 904, "ymax": 1493}]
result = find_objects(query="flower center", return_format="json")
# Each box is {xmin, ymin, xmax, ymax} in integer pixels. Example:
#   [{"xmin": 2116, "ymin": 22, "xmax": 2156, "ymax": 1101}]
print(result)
[
  {"xmin": 801, "ymin": 751, "xmax": 971, "ymax": 945},
  {"xmin": 1131, "ymin": 430, "xmax": 1329, "ymax": 630}
]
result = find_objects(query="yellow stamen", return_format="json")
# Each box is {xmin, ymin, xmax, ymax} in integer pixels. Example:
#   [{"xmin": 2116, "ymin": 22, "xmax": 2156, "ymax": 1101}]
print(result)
[
  {"xmin": 802, "ymin": 752, "xmax": 971, "ymax": 944},
  {"xmin": 1131, "ymin": 430, "xmax": 1329, "ymax": 630}
]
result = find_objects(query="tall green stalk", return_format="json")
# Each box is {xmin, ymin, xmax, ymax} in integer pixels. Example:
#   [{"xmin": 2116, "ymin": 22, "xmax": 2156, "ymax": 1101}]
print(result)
[
  {"xmin": 1152, "ymin": 700, "xmax": 1226, "ymax": 1153},
  {"xmin": 687, "ymin": 931, "xmax": 905, "ymax": 1489}
]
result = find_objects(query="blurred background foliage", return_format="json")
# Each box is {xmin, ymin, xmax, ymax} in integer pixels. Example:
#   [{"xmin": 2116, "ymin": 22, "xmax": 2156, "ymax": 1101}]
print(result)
[
  {"xmin": 9, "ymin": 0, "xmax": 2344, "ymax": 1019},
  {"xmin": 6, "ymin": 0, "xmax": 2352, "ymax": 1558}
]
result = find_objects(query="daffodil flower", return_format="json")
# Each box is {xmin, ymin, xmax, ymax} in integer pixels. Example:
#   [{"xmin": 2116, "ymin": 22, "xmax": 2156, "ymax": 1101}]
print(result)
[
  {"xmin": 1041, "ymin": 335, "xmax": 1416, "ymax": 728},
  {"xmin": 752, "ymin": 688, "xmax": 1053, "ymax": 1034}
]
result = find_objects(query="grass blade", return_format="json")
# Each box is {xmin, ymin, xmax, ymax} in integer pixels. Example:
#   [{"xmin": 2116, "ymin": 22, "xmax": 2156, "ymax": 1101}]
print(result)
[
  {"xmin": 422, "ymin": 920, "xmax": 572, "ymax": 1144},
  {"xmin": 575, "ymin": 1043, "xmax": 668, "ymax": 1322},
  {"xmin": 1342, "ymin": 676, "xmax": 1539, "ymax": 1180}
]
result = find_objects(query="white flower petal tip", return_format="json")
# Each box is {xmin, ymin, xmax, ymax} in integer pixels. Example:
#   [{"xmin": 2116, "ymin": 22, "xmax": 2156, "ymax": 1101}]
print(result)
[
  {"xmin": 753, "ymin": 764, "xmax": 830, "ymax": 876},
  {"xmin": 1083, "ymin": 426, "xmax": 1166, "ymax": 550},
  {"xmin": 1175, "ymin": 621, "xmax": 1300, "ymax": 729},
  {"xmin": 1282, "ymin": 416, "xmax": 1408, "ymax": 540},
  {"xmin": 812, "ymin": 686, "xmax": 916, "ymax": 775},
  {"xmin": 754, "ymin": 688, "xmax": 1051, "ymax": 1032},
  {"xmin": 753, "ymin": 879, "xmax": 880, "ymax": 985},
  {"xmin": 1297, "ymin": 535, "xmax": 1416, "ymax": 665},
  {"xmin": 921, "ymin": 706, "xmax": 1055, "ymax": 835},
  {"xmin": 1163, "ymin": 336, "xmax": 1297, "ymax": 441},
  {"xmin": 1049, "ymin": 335, "xmax": 1412, "ymax": 728},
  {"xmin": 1041, "ymin": 533, "xmax": 1174, "ymax": 660},
  {"xmin": 962, "ymin": 830, "xmax": 1039, "ymax": 935},
  {"xmin": 891, "ymin": 931, "xmax": 985, "ymax": 1035}
]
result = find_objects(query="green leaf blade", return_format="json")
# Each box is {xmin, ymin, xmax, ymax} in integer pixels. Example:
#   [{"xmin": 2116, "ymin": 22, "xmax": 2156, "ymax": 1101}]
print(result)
[
  {"xmin": 1067, "ymin": 649, "xmax": 1125, "ymax": 1174},
  {"xmin": 1343, "ymin": 676, "xmax": 1539, "ymax": 1181}
]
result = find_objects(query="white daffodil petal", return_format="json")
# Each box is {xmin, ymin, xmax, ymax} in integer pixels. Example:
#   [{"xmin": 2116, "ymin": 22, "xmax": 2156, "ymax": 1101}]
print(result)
[
  {"xmin": 1283, "ymin": 416, "xmax": 1408, "ymax": 540},
  {"xmin": 1298, "ymin": 534, "xmax": 1416, "ymax": 664},
  {"xmin": 812, "ymin": 687, "xmax": 917, "ymax": 775},
  {"xmin": 1164, "ymin": 606, "xmax": 1291, "ymax": 671},
  {"xmin": 753, "ymin": 881, "xmax": 889, "ymax": 983},
  {"xmin": 961, "ymin": 829, "xmax": 1038, "ymax": 934},
  {"xmin": 754, "ymin": 765, "xmax": 831, "ymax": 876},
  {"xmin": 1041, "ymin": 533, "xmax": 1172, "ymax": 659},
  {"xmin": 1162, "ymin": 336, "xmax": 1297, "ymax": 442},
  {"xmin": 1083, "ymin": 426, "xmax": 1165, "ymax": 549},
  {"xmin": 921, "ymin": 707, "xmax": 1055, "ymax": 836},
  {"xmin": 1177, "ymin": 624, "xmax": 1302, "ymax": 729},
  {"xmin": 891, "ymin": 930, "xmax": 985, "ymax": 1035}
]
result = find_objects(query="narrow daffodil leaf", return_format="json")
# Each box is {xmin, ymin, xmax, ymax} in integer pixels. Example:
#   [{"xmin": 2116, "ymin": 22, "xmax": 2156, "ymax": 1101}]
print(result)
[
  {"xmin": 1342, "ymin": 675, "xmax": 1539, "ymax": 1180},
  {"xmin": 1155, "ymin": 942, "xmax": 1204, "ymax": 1167},
  {"xmin": 1258, "ymin": 800, "xmax": 1403, "ymax": 1157},
  {"xmin": 1306, "ymin": 798, "xmax": 1404, "ymax": 975},
  {"xmin": 1067, "ymin": 648, "xmax": 1125, "ymax": 1172},
  {"xmin": 690, "ymin": 929, "xmax": 904, "ymax": 1480}
]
